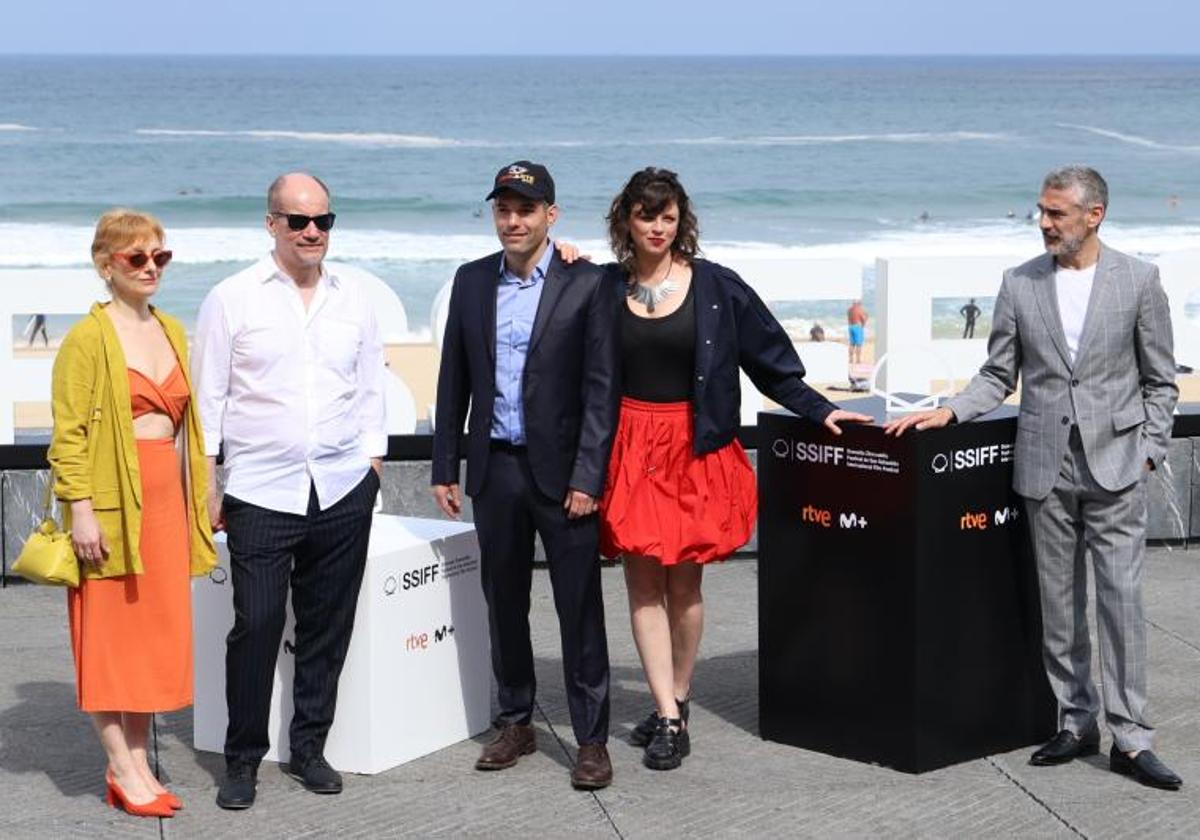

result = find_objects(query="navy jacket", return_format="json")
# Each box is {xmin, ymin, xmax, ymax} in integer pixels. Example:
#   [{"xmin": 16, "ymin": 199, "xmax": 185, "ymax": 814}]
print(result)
[
  {"xmin": 432, "ymin": 250, "xmax": 621, "ymax": 500},
  {"xmin": 616, "ymin": 258, "xmax": 835, "ymax": 454}
]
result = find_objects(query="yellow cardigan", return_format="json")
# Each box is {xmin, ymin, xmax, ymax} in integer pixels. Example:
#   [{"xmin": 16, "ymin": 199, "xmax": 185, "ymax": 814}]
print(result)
[{"xmin": 48, "ymin": 302, "xmax": 217, "ymax": 579}]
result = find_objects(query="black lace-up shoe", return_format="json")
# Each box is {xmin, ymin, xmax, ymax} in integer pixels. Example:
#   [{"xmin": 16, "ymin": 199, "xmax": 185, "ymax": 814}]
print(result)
[
  {"xmin": 286, "ymin": 753, "xmax": 343, "ymax": 794},
  {"xmin": 216, "ymin": 761, "xmax": 258, "ymax": 810}
]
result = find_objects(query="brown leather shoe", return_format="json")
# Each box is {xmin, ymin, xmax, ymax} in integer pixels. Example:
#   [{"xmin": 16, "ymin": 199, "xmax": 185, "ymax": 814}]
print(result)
[
  {"xmin": 475, "ymin": 724, "xmax": 536, "ymax": 770},
  {"xmin": 570, "ymin": 743, "xmax": 613, "ymax": 790}
]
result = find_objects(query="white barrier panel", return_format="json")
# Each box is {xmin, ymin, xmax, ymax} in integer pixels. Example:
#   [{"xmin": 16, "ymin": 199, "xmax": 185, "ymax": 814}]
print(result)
[
  {"xmin": 431, "ymin": 278, "xmax": 453, "ymax": 353},
  {"xmin": 193, "ymin": 515, "xmax": 492, "ymax": 774},
  {"xmin": 0, "ymin": 269, "xmax": 102, "ymax": 443},
  {"xmin": 326, "ymin": 261, "xmax": 409, "ymax": 343},
  {"xmin": 1156, "ymin": 249, "xmax": 1200, "ymax": 370},
  {"xmin": 725, "ymin": 258, "xmax": 863, "ymax": 422},
  {"xmin": 875, "ymin": 255, "xmax": 1022, "ymax": 395}
]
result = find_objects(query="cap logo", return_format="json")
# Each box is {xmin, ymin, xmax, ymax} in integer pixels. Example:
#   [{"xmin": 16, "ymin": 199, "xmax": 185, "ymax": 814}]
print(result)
[{"xmin": 498, "ymin": 165, "xmax": 537, "ymax": 188}]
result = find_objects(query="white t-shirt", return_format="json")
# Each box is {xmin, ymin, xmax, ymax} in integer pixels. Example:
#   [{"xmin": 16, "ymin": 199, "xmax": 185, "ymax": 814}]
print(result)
[{"xmin": 1055, "ymin": 263, "xmax": 1096, "ymax": 363}]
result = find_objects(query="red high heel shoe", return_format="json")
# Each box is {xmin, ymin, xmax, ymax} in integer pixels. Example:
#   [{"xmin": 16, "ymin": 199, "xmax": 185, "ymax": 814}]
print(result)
[
  {"xmin": 104, "ymin": 770, "xmax": 174, "ymax": 818},
  {"xmin": 159, "ymin": 790, "xmax": 183, "ymax": 810}
]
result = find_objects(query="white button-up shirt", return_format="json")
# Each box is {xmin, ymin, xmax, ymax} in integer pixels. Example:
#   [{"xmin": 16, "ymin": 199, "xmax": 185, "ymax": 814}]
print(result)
[{"xmin": 193, "ymin": 254, "xmax": 387, "ymax": 514}]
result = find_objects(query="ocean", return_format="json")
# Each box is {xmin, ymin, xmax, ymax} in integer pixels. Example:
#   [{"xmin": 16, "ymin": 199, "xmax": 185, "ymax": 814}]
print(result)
[{"xmin": 3, "ymin": 55, "xmax": 1200, "ymax": 338}]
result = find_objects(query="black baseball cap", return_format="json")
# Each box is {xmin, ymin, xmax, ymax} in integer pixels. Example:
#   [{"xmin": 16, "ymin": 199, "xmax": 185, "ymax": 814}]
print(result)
[{"xmin": 485, "ymin": 160, "xmax": 555, "ymax": 204}]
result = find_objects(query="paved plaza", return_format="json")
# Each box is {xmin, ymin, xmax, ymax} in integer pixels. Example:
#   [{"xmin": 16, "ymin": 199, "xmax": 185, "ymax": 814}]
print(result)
[{"xmin": 1, "ymin": 547, "xmax": 1198, "ymax": 838}]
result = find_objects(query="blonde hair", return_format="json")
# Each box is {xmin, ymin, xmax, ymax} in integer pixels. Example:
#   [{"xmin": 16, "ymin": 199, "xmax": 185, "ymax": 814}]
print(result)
[{"xmin": 91, "ymin": 209, "xmax": 166, "ymax": 279}]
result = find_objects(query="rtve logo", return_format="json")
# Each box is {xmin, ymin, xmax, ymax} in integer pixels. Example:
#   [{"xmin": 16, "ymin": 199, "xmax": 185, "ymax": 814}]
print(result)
[
  {"xmin": 800, "ymin": 504, "xmax": 869, "ymax": 529},
  {"xmin": 959, "ymin": 505, "xmax": 1020, "ymax": 530},
  {"xmin": 406, "ymin": 624, "xmax": 455, "ymax": 652},
  {"xmin": 931, "ymin": 444, "xmax": 1011, "ymax": 475},
  {"xmin": 771, "ymin": 438, "xmax": 845, "ymax": 465}
]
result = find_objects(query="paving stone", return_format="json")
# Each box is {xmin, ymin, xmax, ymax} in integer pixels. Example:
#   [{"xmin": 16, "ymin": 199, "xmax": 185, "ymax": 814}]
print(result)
[{"xmin": 1, "ymin": 547, "xmax": 1198, "ymax": 838}]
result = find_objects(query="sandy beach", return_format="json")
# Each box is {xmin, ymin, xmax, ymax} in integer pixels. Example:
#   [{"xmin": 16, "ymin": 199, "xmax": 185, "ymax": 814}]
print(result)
[{"xmin": 15, "ymin": 334, "xmax": 1200, "ymax": 434}]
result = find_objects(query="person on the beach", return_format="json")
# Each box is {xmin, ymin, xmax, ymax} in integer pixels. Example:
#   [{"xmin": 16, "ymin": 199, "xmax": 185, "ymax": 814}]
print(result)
[
  {"xmin": 431, "ymin": 161, "xmax": 621, "ymax": 790},
  {"xmin": 847, "ymin": 299, "xmax": 867, "ymax": 365},
  {"xmin": 194, "ymin": 173, "xmax": 386, "ymax": 809},
  {"xmin": 809, "ymin": 322, "xmax": 825, "ymax": 342},
  {"xmin": 26, "ymin": 313, "xmax": 49, "ymax": 347},
  {"xmin": 599, "ymin": 168, "xmax": 870, "ymax": 770},
  {"xmin": 49, "ymin": 209, "xmax": 217, "ymax": 818},
  {"xmin": 960, "ymin": 298, "xmax": 982, "ymax": 339},
  {"xmin": 886, "ymin": 166, "xmax": 1182, "ymax": 791}
]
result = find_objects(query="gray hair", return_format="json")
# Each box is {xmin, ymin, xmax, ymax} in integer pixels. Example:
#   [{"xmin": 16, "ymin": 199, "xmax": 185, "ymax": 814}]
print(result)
[
  {"xmin": 267, "ymin": 172, "xmax": 331, "ymax": 212},
  {"xmin": 1042, "ymin": 166, "xmax": 1108, "ymax": 210}
]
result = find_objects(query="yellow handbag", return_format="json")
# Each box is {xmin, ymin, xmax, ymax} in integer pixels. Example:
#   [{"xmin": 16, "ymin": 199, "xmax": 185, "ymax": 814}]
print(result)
[{"xmin": 12, "ymin": 472, "xmax": 80, "ymax": 587}]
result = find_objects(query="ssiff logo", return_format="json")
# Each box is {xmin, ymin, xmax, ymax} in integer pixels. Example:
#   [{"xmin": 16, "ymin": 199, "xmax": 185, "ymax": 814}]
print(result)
[
  {"xmin": 384, "ymin": 563, "xmax": 440, "ymax": 596},
  {"xmin": 931, "ymin": 444, "xmax": 1013, "ymax": 475},
  {"xmin": 772, "ymin": 438, "xmax": 844, "ymax": 465}
]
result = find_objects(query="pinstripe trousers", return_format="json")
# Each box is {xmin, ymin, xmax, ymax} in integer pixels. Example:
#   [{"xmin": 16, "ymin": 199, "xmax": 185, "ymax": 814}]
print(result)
[
  {"xmin": 1023, "ymin": 427, "xmax": 1154, "ymax": 752},
  {"xmin": 222, "ymin": 469, "xmax": 379, "ymax": 766}
]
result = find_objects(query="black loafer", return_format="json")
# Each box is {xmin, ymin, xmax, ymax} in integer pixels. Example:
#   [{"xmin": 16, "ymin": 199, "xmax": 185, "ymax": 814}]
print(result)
[
  {"xmin": 1110, "ymin": 746, "xmax": 1182, "ymax": 791},
  {"xmin": 286, "ymin": 754, "xmax": 343, "ymax": 794},
  {"xmin": 1029, "ymin": 730, "xmax": 1100, "ymax": 766},
  {"xmin": 216, "ymin": 761, "xmax": 258, "ymax": 810},
  {"xmin": 631, "ymin": 697, "xmax": 690, "ymax": 747}
]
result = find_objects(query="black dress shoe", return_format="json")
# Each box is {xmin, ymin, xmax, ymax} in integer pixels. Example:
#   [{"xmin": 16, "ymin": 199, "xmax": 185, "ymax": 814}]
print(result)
[
  {"xmin": 286, "ymin": 754, "xmax": 343, "ymax": 794},
  {"xmin": 1029, "ymin": 730, "xmax": 1100, "ymax": 766},
  {"xmin": 1110, "ymin": 746, "xmax": 1183, "ymax": 791},
  {"xmin": 215, "ymin": 761, "xmax": 258, "ymax": 810}
]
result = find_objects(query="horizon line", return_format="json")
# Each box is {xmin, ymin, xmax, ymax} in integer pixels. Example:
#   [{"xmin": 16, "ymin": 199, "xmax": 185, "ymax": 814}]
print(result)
[{"xmin": 2, "ymin": 51, "xmax": 1199, "ymax": 59}]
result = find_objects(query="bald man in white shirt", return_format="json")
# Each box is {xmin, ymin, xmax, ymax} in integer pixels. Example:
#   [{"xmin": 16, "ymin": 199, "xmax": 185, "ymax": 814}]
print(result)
[{"xmin": 194, "ymin": 173, "xmax": 387, "ymax": 809}]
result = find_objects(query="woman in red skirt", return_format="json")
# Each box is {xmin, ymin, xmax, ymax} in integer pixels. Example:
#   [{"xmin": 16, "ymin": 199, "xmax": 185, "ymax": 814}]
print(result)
[{"xmin": 600, "ymin": 169, "xmax": 870, "ymax": 770}]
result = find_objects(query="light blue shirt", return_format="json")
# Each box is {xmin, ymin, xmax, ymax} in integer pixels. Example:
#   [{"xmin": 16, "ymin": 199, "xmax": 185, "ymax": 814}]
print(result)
[{"xmin": 491, "ymin": 242, "xmax": 552, "ymax": 444}]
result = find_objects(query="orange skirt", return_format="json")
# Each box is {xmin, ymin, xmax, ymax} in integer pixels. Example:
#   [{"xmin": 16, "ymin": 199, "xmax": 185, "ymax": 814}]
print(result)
[
  {"xmin": 68, "ymin": 438, "xmax": 193, "ymax": 712},
  {"xmin": 600, "ymin": 397, "xmax": 757, "ymax": 565}
]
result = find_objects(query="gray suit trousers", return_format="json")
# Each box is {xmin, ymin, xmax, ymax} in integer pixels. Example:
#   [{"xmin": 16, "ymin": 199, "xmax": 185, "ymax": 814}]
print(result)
[{"xmin": 1023, "ymin": 428, "xmax": 1153, "ymax": 752}]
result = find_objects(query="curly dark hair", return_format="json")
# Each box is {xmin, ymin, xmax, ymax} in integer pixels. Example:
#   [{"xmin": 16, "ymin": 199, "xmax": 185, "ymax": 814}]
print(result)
[{"xmin": 606, "ymin": 167, "xmax": 700, "ymax": 271}]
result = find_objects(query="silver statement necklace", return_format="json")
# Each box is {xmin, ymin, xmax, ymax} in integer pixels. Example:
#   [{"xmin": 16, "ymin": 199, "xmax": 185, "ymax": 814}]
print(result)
[{"xmin": 628, "ymin": 261, "xmax": 677, "ymax": 313}]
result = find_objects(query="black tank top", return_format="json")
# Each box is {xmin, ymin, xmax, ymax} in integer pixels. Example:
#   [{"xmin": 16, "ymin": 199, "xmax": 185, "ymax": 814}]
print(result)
[{"xmin": 620, "ymin": 281, "xmax": 696, "ymax": 402}]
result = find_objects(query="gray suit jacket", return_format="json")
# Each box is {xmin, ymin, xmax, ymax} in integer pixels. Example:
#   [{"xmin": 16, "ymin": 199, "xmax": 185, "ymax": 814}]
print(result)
[{"xmin": 944, "ymin": 243, "xmax": 1178, "ymax": 500}]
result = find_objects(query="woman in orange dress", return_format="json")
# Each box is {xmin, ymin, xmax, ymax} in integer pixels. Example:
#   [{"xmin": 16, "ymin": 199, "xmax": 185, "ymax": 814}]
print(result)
[{"xmin": 49, "ymin": 209, "xmax": 216, "ymax": 817}]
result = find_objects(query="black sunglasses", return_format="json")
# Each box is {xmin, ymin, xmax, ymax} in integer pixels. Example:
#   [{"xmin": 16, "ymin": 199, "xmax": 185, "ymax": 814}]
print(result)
[{"xmin": 270, "ymin": 212, "xmax": 336, "ymax": 232}]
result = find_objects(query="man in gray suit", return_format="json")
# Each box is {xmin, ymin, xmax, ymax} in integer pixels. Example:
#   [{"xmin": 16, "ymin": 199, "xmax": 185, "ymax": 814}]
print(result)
[{"xmin": 886, "ymin": 166, "xmax": 1181, "ymax": 790}]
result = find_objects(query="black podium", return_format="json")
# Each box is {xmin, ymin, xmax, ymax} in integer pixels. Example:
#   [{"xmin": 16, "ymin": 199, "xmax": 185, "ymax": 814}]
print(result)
[{"xmin": 757, "ymin": 399, "xmax": 1055, "ymax": 773}]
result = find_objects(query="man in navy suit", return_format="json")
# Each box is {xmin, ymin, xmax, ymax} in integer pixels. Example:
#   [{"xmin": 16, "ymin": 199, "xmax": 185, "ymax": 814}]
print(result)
[{"xmin": 432, "ymin": 161, "xmax": 620, "ymax": 789}]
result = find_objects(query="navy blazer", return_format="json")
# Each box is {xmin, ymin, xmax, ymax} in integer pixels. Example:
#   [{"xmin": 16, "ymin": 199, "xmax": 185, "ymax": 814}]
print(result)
[
  {"xmin": 432, "ymin": 250, "xmax": 621, "ymax": 500},
  {"xmin": 615, "ymin": 258, "xmax": 835, "ymax": 454}
]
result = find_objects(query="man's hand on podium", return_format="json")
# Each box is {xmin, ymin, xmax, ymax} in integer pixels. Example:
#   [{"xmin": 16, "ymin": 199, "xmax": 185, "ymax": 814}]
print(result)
[
  {"xmin": 823, "ymin": 409, "xmax": 874, "ymax": 435},
  {"xmin": 432, "ymin": 483, "xmax": 463, "ymax": 519},
  {"xmin": 883, "ymin": 407, "xmax": 955, "ymax": 436}
]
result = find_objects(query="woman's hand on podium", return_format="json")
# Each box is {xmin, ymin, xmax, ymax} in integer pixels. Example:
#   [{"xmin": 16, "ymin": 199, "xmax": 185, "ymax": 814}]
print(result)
[
  {"xmin": 823, "ymin": 409, "xmax": 874, "ymax": 436},
  {"xmin": 883, "ymin": 407, "xmax": 955, "ymax": 436}
]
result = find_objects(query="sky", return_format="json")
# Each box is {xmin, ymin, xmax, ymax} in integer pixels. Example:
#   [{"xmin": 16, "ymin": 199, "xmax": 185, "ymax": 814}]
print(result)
[{"xmin": 0, "ymin": 0, "xmax": 1197, "ymax": 56}]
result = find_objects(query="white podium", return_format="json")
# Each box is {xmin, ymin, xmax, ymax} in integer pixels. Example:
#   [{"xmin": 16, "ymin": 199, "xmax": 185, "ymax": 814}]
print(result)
[{"xmin": 193, "ymin": 515, "xmax": 492, "ymax": 774}]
